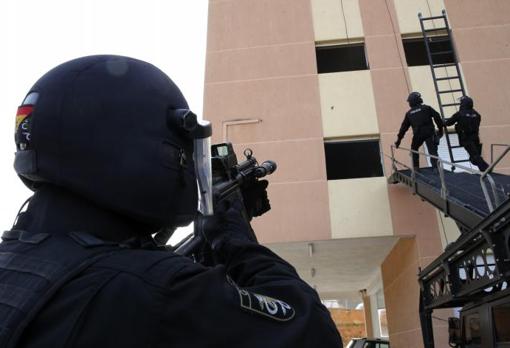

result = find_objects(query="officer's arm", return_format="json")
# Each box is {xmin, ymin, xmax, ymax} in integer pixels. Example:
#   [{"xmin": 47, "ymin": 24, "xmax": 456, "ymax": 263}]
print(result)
[
  {"xmin": 211, "ymin": 200, "xmax": 323, "ymax": 292},
  {"xmin": 397, "ymin": 114, "xmax": 410, "ymax": 141},
  {"xmin": 430, "ymin": 106, "xmax": 444, "ymax": 131},
  {"xmin": 163, "ymin": 202, "xmax": 343, "ymax": 346},
  {"xmin": 444, "ymin": 112, "xmax": 459, "ymax": 127},
  {"xmin": 166, "ymin": 250, "xmax": 342, "ymax": 347},
  {"xmin": 476, "ymin": 112, "xmax": 482, "ymax": 129}
]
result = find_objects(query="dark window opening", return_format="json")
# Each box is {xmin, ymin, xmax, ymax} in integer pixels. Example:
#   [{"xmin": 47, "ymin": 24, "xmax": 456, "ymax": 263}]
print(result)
[
  {"xmin": 324, "ymin": 140, "xmax": 383, "ymax": 180},
  {"xmin": 403, "ymin": 37, "xmax": 455, "ymax": 67},
  {"xmin": 316, "ymin": 44, "xmax": 368, "ymax": 73}
]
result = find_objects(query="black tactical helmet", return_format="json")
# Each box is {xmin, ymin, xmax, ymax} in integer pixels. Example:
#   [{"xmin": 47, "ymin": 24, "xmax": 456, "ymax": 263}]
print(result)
[
  {"xmin": 14, "ymin": 55, "xmax": 203, "ymax": 229},
  {"xmin": 459, "ymin": 95, "xmax": 474, "ymax": 110},
  {"xmin": 407, "ymin": 91, "xmax": 423, "ymax": 106}
]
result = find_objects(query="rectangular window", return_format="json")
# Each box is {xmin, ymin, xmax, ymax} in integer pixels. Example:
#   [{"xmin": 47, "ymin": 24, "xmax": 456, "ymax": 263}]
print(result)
[
  {"xmin": 316, "ymin": 44, "xmax": 368, "ymax": 73},
  {"xmin": 324, "ymin": 140, "xmax": 383, "ymax": 180},
  {"xmin": 403, "ymin": 37, "xmax": 455, "ymax": 67}
]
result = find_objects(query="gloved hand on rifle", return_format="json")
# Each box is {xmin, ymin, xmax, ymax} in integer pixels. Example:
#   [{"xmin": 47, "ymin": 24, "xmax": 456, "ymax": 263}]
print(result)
[
  {"xmin": 203, "ymin": 180, "xmax": 270, "ymax": 251},
  {"xmin": 242, "ymin": 179, "xmax": 270, "ymax": 220}
]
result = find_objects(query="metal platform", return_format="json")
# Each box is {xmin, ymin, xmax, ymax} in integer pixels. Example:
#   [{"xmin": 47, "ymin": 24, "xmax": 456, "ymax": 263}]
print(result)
[
  {"xmin": 388, "ymin": 145, "xmax": 510, "ymax": 230},
  {"xmin": 387, "ymin": 144, "xmax": 510, "ymax": 347},
  {"xmin": 391, "ymin": 167, "xmax": 510, "ymax": 229}
]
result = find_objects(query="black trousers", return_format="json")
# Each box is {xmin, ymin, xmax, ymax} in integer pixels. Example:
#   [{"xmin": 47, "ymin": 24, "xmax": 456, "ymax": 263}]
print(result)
[
  {"xmin": 461, "ymin": 137, "xmax": 489, "ymax": 171},
  {"xmin": 411, "ymin": 133, "xmax": 438, "ymax": 169}
]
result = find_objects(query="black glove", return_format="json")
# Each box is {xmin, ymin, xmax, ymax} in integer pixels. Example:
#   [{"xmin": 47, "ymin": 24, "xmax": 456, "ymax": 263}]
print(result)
[
  {"xmin": 241, "ymin": 180, "xmax": 270, "ymax": 220},
  {"xmin": 434, "ymin": 130, "xmax": 443, "ymax": 145},
  {"xmin": 203, "ymin": 199, "xmax": 257, "ymax": 251},
  {"xmin": 394, "ymin": 138, "xmax": 401, "ymax": 149}
]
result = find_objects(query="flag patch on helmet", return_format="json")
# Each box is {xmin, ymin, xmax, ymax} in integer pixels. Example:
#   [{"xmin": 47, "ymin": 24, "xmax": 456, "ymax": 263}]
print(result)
[
  {"xmin": 15, "ymin": 92, "xmax": 38, "ymax": 151},
  {"xmin": 16, "ymin": 106, "xmax": 33, "ymax": 130}
]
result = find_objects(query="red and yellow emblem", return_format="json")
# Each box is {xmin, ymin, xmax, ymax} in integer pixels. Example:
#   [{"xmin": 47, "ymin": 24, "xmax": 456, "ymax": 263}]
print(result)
[{"xmin": 16, "ymin": 106, "xmax": 33, "ymax": 130}]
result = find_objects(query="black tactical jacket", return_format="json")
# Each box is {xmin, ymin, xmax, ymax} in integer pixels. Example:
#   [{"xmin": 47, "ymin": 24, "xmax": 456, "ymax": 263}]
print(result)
[
  {"xmin": 444, "ymin": 108, "xmax": 481, "ymax": 142},
  {"xmin": 397, "ymin": 104, "xmax": 443, "ymax": 140},
  {"xmin": 0, "ymin": 186, "xmax": 342, "ymax": 348}
]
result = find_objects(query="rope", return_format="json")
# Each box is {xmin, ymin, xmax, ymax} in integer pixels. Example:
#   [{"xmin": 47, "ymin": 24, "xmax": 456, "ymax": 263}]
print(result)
[
  {"xmin": 384, "ymin": 0, "xmax": 412, "ymax": 93},
  {"xmin": 438, "ymin": 213, "xmax": 449, "ymax": 246},
  {"xmin": 432, "ymin": 315, "xmax": 449, "ymax": 323},
  {"xmin": 339, "ymin": 0, "xmax": 350, "ymax": 44}
]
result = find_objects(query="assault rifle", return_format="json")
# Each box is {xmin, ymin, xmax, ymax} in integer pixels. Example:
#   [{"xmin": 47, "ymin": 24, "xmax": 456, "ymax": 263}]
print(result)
[{"xmin": 155, "ymin": 143, "xmax": 276, "ymax": 259}]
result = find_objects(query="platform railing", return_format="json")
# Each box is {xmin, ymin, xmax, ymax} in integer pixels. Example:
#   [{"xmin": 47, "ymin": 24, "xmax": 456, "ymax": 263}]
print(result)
[
  {"xmin": 388, "ymin": 145, "xmax": 509, "ymax": 213},
  {"xmin": 481, "ymin": 145, "xmax": 510, "ymax": 211},
  {"xmin": 490, "ymin": 143, "xmax": 510, "ymax": 164}
]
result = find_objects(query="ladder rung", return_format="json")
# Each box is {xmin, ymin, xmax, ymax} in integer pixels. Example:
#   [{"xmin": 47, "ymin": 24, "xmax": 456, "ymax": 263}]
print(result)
[
  {"xmin": 433, "ymin": 63, "xmax": 457, "ymax": 69},
  {"xmin": 441, "ymin": 102, "xmax": 461, "ymax": 107},
  {"xmin": 421, "ymin": 16, "xmax": 447, "ymax": 21},
  {"xmin": 424, "ymin": 27, "xmax": 448, "ymax": 33},
  {"xmin": 431, "ymin": 50, "xmax": 454, "ymax": 56},
  {"xmin": 428, "ymin": 37, "xmax": 451, "ymax": 43},
  {"xmin": 438, "ymin": 89, "xmax": 463, "ymax": 94},
  {"xmin": 436, "ymin": 76, "xmax": 459, "ymax": 81}
]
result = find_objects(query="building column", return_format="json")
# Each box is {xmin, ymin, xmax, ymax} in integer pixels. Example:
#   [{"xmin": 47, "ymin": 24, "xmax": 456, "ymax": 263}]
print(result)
[{"xmin": 360, "ymin": 289, "xmax": 374, "ymax": 338}]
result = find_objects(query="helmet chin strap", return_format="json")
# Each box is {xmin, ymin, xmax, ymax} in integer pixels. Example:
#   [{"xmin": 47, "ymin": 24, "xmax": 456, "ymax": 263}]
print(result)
[{"xmin": 11, "ymin": 196, "xmax": 33, "ymax": 229}]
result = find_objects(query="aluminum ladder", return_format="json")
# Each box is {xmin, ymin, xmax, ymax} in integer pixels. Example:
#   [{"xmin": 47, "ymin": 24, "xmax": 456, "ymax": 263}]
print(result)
[{"xmin": 419, "ymin": 10, "xmax": 469, "ymax": 167}]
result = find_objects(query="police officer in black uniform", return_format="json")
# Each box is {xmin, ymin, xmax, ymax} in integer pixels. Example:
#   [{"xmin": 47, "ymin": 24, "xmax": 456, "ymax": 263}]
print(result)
[
  {"xmin": 394, "ymin": 92, "xmax": 444, "ymax": 169},
  {"xmin": 0, "ymin": 56, "xmax": 342, "ymax": 347},
  {"xmin": 444, "ymin": 96, "xmax": 490, "ymax": 171}
]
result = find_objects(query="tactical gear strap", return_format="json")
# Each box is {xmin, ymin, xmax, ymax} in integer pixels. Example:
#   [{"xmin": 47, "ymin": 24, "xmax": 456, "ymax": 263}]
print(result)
[{"xmin": 0, "ymin": 232, "xmax": 124, "ymax": 348}]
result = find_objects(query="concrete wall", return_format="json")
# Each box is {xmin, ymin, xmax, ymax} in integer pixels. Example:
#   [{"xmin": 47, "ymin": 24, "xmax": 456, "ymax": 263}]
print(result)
[
  {"xmin": 436, "ymin": 211, "xmax": 461, "ymax": 249},
  {"xmin": 329, "ymin": 177, "xmax": 394, "ymax": 239},
  {"xmin": 382, "ymin": 238, "xmax": 449, "ymax": 347},
  {"xmin": 311, "ymin": 0, "xmax": 364, "ymax": 42},
  {"xmin": 319, "ymin": 71, "xmax": 380, "ymax": 138},
  {"xmin": 204, "ymin": 0, "xmax": 332, "ymax": 243},
  {"xmin": 204, "ymin": 1, "xmax": 509, "ymax": 346},
  {"xmin": 445, "ymin": 0, "xmax": 510, "ymax": 173},
  {"xmin": 393, "ymin": 0, "xmax": 446, "ymax": 34},
  {"xmin": 359, "ymin": 1, "xmax": 447, "ymax": 346}
]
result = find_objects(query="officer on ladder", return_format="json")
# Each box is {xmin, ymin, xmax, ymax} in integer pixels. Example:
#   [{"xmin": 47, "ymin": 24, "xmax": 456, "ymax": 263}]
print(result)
[
  {"xmin": 394, "ymin": 92, "xmax": 444, "ymax": 169},
  {"xmin": 444, "ymin": 96, "xmax": 490, "ymax": 172},
  {"xmin": 0, "ymin": 55, "xmax": 342, "ymax": 347}
]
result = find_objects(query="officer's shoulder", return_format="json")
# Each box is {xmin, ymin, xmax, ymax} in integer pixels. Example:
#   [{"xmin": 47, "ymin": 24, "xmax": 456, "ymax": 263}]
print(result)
[{"xmin": 93, "ymin": 248, "xmax": 197, "ymax": 289}]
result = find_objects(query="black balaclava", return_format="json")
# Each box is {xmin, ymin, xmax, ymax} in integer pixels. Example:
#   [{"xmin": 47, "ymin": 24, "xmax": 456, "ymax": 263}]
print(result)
[
  {"xmin": 407, "ymin": 92, "xmax": 423, "ymax": 108},
  {"xmin": 460, "ymin": 96, "xmax": 474, "ymax": 110}
]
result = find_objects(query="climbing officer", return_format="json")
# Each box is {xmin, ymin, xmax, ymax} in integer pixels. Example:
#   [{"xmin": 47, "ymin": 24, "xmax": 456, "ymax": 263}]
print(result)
[
  {"xmin": 1, "ymin": 55, "xmax": 342, "ymax": 347},
  {"xmin": 394, "ymin": 92, "xmax": 444, "ymax": 169},
  {"xmin": 444, "ymin": 96, "xmax": 490, "ymax": 172}
]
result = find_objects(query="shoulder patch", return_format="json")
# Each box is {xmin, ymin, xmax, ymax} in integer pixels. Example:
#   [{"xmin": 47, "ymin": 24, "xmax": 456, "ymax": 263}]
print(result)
[{"xmin": 227, "ymin": 276, "xmax": 295, "ymax": 322}]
